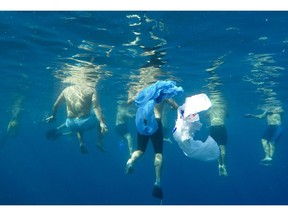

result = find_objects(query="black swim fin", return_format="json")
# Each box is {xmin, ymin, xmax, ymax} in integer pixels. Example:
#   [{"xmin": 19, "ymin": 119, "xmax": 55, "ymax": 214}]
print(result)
[
  {"xmin": 80, "ymin": 145, "xmax": 89, "ymax": 154},
  {"xmin": 152, "ymin": 184, "xmax": 163, "ymax": 200},
  {"xmin": 46, "ymin": 129, "xmax": 62, "ymax": 140}
]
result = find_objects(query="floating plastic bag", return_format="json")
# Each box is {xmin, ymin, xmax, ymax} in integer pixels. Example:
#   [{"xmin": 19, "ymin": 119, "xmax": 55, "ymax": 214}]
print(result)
[{"xmin": 173, "ymin": 93, "xmax": 219, "ymax": 161}]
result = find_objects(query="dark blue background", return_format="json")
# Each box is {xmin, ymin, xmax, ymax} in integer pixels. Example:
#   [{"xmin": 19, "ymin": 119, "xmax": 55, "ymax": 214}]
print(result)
[{"xmin": 0, "ymin": 11, "xmax": 287, "ymax": 205}]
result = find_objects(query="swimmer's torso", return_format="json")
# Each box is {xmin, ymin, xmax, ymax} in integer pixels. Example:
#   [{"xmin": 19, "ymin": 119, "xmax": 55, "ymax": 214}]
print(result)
[
  {"xmin": 267, "ymin": 113, "xmax": 281, "ymax": 125},
  {"xmin": 209, "ymin": 108, "xmax": 225, "ymax": 126},
  {"xmin": 63, "ymin": 85, "xmax": 94, "ymax": 118}
]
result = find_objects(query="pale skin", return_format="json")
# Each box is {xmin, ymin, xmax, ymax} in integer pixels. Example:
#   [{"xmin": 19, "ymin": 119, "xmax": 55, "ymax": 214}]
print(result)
[
  {"xmin": 7, "ymin": 97, "xmax": 24, "ymax": 136},
  {"xmin": 46, "ymin": 85, "xmax": 108, "ymax": 151},
  {"xmin": 126, "ymin": 98, "xmax": 178, "ymax": 184}
]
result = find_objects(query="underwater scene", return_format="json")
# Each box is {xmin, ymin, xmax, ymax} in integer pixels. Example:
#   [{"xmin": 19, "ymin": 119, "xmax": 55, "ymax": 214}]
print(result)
[{"xmin": 0, "ymin": 11, "xmax": 287, "ymax": 205}]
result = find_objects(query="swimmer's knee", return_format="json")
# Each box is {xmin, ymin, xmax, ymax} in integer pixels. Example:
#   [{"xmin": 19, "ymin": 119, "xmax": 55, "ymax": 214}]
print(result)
[
  {"xmin": 154, "ymin": 153, "xmax": 163, "ymax": 166},
  {"xmin": 132, "ymin": 150, "xmax": 143, "ymax": 158}
]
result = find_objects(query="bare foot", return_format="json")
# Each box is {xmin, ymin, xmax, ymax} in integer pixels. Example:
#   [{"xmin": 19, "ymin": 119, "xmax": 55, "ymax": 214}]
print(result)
[{"xmin": 125, "ymin": 162, "xmax": 134, "ymax": 174}]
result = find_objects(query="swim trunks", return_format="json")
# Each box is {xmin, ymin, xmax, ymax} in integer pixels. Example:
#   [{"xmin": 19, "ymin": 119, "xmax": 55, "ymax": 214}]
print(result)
[
  {"xmin": 210, "ymin": 125, "xmax": 227, "ymax": 146},
  {"xmin": 66, "ymin": 114, "xmax": 99, "ymax": 132},
  {"xmin": 262, "ymin": 125, "xmax": 283, "ymax": 143},
  {"xmin": 115, "ymin": 123, "xmax": 129, "ymax": 136},
  {"xmin": 137, "ymin": 119, "xmax": 163, "ymax": 154}
]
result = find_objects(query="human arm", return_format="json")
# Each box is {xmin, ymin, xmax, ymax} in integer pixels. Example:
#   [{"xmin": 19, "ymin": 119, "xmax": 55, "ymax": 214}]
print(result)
[
  {"xmin": 45, "ymin": 91, "xmax": 65, "ymax": 123},
  {"xmin": 167, "ymin": 98, "xmax": 179, "ymax": 110},
  {"xmin": 243, "ymin": 111, "xmax": 267, "ymax": 119},
  {"xmin": 92, "ymin": 90, "xmax": 108, "ymax": 134},
  {"xmin": 127, "ymin": 98, "xmax": 135, "ymax": 105}
]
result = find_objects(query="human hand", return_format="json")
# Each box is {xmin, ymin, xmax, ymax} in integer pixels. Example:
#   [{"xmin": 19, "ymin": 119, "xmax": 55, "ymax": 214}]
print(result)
[
  {"xmin": 100, "ymin": 122, "xmax": 108, "ymax": 134},
  {"xmin": 45, "ymin": 115, "xmax": 56, "ymax": 123},
  {"xmin": 243, "ymin": 114, "xmax": 253, "ymax": 118}
]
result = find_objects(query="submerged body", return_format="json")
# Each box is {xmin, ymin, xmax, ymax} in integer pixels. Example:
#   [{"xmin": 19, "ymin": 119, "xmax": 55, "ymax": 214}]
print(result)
[
  {"xmin": 244, "ymin": 109, "xmax": 283, "ymax": 165},
  {"xmin": 46, "ymin": 85, "xmax": 108, "ymax": 153}
]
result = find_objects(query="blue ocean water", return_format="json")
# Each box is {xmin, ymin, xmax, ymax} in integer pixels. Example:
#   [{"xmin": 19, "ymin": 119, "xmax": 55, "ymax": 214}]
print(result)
[{"xmin": 0, "ymin": 11, "xmax": 287, "ymax": 205}]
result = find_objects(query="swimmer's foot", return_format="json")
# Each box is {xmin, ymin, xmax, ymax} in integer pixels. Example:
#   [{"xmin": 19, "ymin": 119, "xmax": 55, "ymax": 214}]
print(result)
[
  {"xmin": 163, "ymin": 137, "xmax": 172, "ymax": 144},
  {"xmin": 80, "ymin": 145, "xmax": 88, "ymax": 154},
  {"xmin": 218, "ymin": 165, "xmax": 228, "ymax": 177},
  {"xmin": 261, "ymin": 157, "xmax": 272, "ymax": 162},
  {"xmin": 125, "ymin": 161, "xmax": 134, "ymax": 174},
  {"xmin": 260, "ymin": 157, "xmax": 272, "ymax": 166},
  {"xmin": 96, "ymin": 143, "xmax": 106, "ymax": 153}
]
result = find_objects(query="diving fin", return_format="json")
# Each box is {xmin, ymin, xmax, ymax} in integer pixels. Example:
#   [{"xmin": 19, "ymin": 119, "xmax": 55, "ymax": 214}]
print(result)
[
  {"xmin": 80, "ymin": 145, "xmax": 89, "ymax": 154},
  {"xmin": 46, "ymin": 128, "xmax": 62, "ymax": 140},
  {"xmin": 152, "ymin": 182, "xmax": 163, "ymax": 200}
]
